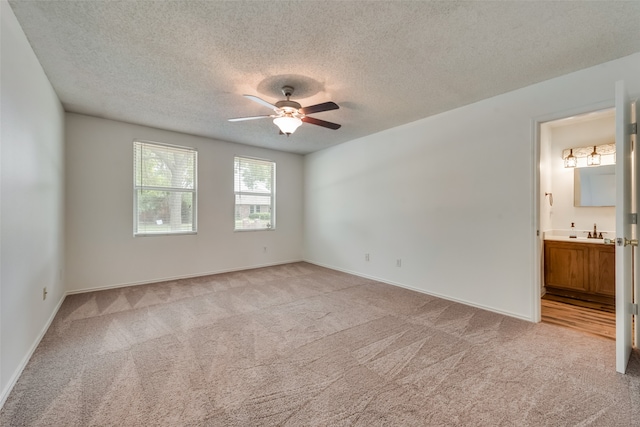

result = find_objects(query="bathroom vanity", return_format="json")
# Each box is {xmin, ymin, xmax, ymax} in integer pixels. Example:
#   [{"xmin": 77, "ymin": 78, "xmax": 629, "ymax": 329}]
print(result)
[{"xmin": 544, "ymin": 237, "xmax": 615, "ymax": 304}]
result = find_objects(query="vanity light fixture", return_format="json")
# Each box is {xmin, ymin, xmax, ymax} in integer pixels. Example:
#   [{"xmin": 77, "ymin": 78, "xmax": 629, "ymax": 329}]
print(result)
[
  {"xmin": 564, "ymin": 149, "xmax": 577, "ymax": 168},
  {"xmin": 587, "ymin": 145, "xmax": 601, "ymax": 166},
  {"xmin": 562, "ymin": 142, "xmax": 615, "ymax": 168}
]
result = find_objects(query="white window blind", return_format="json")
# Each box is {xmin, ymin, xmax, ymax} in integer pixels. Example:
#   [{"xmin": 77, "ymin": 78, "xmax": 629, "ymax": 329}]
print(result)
[
  {"xmin": 234, "ymin": 156, "xmax": 275, "ymax": 231},
  {"xmin": 134, "ymin": 141, "xmax": 197, "ymax": 235}
]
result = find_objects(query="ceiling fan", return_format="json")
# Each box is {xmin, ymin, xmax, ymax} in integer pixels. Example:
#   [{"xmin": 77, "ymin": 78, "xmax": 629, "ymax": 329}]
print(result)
[{"xmin": 229, "ymin": 86, "xmax": 341, "ymax": 136}]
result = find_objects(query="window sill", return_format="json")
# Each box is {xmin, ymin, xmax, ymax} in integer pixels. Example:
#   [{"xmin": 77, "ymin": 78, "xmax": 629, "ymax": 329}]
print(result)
[{"xmin": 134, "ymin": 231, "xmax": 197, "ymax": 237}]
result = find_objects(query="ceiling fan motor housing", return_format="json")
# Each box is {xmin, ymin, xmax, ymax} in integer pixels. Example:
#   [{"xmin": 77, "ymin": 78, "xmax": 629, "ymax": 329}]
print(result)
[
  {"xmin": 275, "ymin": 86, "xmax": 302, "ymax": 114},
  {"xmin": 275, "ymin": 100, "xmax": 302, "ymax": 113}
]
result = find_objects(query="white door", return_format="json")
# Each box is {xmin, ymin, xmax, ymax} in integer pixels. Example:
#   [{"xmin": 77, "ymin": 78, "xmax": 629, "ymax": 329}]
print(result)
[
  {"xmin": 615, "ymin": 80, "xmax": 637, "ymax": 373},
  {"xmin": 636, "ymin": 98, "xmax": 640, "ymax": 353}
]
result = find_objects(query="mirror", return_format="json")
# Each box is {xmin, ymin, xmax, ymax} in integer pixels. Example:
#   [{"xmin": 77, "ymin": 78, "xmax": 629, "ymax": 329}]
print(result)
[{"xmin": 574, "ymin": 164, "xmax": 615, "ymax": 207}]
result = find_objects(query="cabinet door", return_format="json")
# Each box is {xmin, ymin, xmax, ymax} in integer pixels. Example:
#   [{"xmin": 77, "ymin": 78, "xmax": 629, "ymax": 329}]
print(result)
[
  {"xmin": 544, "ymin": 241, "xmax": 589, "ymax": 292},
  {"xmin": 590, "ymin": 245, "xmax": 616, "ymax": 297}
]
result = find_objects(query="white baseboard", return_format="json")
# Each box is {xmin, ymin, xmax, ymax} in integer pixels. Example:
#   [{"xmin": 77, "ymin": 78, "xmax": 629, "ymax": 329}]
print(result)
[
  {"xmin": 304, "ymin": 259, "xmax": 534, "ymax": 322},
  {"xmin": 0, "ymin": 293, "xmax": 67, "ymax": 409},
  {"xmin": 65, "ymin": 259, "xmax": 304, "ymax": 295}
]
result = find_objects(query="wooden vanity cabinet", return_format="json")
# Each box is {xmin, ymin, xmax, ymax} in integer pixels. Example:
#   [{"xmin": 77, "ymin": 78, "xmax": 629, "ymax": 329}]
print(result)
[{"xmin": 544, "ymin": 240, "xmax": 615, "ymax": 304}]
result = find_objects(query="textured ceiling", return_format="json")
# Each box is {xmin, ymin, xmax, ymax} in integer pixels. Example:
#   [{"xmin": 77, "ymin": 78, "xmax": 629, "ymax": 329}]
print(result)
[{"xmin": 8, "ymin": 1, "xmax": 640, "ymax": 154}]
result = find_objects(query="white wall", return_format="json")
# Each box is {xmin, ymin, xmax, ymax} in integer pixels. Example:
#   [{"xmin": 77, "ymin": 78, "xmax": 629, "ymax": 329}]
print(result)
[
  {"xmin": 0, "ymin": 0, "xmax": 65, "ymax": 404},
  {"xmin": 304, "ymin": 53, "xmax": 640, "ymax": 321},
  {"xmin": 547, "ymin": 114, "xmax": 616, "ymax": 234},
  {"xmin": 65, "ymin": 114, "xmax": 303, "ymax": 292}
]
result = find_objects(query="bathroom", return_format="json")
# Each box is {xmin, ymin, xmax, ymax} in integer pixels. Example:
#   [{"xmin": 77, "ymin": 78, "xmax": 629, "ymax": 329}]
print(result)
[{"xmin": 539, "ymin": 108, "xmax": 616, "ymax": 337}]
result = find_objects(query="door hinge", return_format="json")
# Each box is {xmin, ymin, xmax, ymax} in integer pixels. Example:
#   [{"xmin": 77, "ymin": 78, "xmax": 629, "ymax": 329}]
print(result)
[
  {"xmin": 631, "ymin": 213, "xmax": 638, "ymax": 225},
  {"xmin": 631, "ymin": 123, "xmax": 638, "ymax": 135},
  {"xmin": 536, "ymin": 230, "xmax": 540, "ymax": 237},
  {"xmin": 631, "ymin": 303, "xmax": 639, "ymax": 316}
]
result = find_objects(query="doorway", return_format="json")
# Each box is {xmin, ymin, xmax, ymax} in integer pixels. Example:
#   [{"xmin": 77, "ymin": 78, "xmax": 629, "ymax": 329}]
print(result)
[{"xmin": 539, "ymin": 108, "xmax": 616, "ymax": 340}]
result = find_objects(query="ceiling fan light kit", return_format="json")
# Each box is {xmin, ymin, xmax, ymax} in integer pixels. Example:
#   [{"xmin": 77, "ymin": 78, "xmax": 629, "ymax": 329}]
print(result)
[
  {"xmin": 229, "ymin": 86, "xmax": 341, "ymax": 136},
  {"xmin": 273, "ymin": 116, "xmax": 303, "ymax": 135}
]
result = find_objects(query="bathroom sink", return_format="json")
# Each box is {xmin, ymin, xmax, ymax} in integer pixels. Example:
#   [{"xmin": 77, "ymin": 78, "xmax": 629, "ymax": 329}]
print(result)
[{"xmin": 544, "ymin": 235, "xmax": 613, "ymax": 244}]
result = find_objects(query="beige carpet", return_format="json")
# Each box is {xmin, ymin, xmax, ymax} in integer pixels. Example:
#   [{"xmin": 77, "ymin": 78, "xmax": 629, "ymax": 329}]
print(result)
[{"xmin": 2, "ymin": 262, "xmax": 639, "ymax": 426}]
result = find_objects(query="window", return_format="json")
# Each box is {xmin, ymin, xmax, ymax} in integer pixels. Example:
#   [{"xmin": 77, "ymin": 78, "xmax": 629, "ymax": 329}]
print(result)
[
  {"xmin": 234, "ymin": 156, "xmax": 275, "ymax": 231},
  {"xmin": 134, "ymin": 141, "xmax": 197, "ymax": 235}
]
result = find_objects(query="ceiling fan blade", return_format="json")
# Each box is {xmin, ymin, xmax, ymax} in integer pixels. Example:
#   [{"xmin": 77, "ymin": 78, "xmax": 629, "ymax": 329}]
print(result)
[
  {"xmin": 228, "ymin": 115, "xmax": 272, "ymax": 122},
  {"xmin": 244, "ymin": 95, "xmax": 278, "ymax": 111},
  {"xmin": 302, "ymin": 116, "xmax": 341, "ymax": 130},
  {"xmin": 299, "ymin": 101, "xmax": 339, "ymax": 115}
]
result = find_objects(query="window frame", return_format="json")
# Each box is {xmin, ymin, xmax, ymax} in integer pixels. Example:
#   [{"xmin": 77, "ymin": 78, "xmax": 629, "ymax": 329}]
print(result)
[
  {"xmin": 133, "ymin": 140, "xmax": 198, "ymax": 237},
  {"xmin": 234, "ymin": 155, "xmax": 276, "ymax": 232}
]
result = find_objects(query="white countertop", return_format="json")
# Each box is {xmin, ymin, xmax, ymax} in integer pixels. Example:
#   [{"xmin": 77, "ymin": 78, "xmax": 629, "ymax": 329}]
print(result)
[{"xmin": 543, "ymin": 235, "xmax": 614, "ymax": 245}]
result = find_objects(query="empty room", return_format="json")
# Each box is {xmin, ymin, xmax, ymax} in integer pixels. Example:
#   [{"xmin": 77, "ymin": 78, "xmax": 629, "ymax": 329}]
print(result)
[{"xmin": 2, "ymin": 1, "xmax": 640, "ymax": 425}]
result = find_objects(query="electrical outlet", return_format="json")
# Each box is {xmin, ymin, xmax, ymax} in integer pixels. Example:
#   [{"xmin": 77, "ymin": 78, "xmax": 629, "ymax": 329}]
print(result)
[
  {"xmin": 43, "ymin": 287, "xmax": 48, "ymax": 300},
  {"xmin": 396, "ymin": 259, "xmax": 402, "ymax": 267},
  {"xmin": 365, "ymin": 253, "xmax": 370, "ymax": 261}
]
